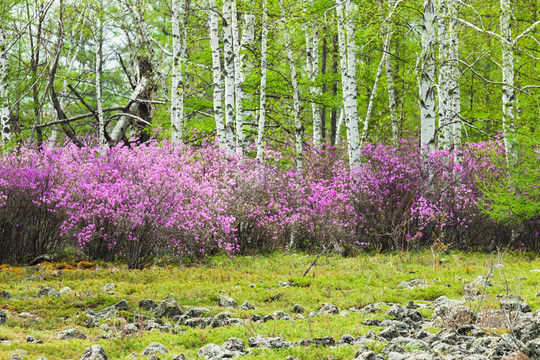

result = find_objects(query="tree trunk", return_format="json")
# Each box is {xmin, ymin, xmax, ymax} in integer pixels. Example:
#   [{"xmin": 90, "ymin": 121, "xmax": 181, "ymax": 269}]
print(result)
[
  {"xmin": 279, "ymin": 0, "xmax": 303, "ymax": 173},
  {"xmin": 0, "ymin": 25, "xmax": 10, "ymax": 143},
  {"xmin": 308, "ymin": 0, "xmax": 322, "ymax": 146},
  {"xmin": 208, "ymin": 0, "xmax": 226, "ymax": 149},
  {"xmin": 419, "ymin": 0, "xmax": 437, "ymax": 154},
  {"xmin": 223, "ymin": 0, "xmax": 236, "ymax": 152},
  {"xmin": 384, "ymin": 0, "xmax": 399, "ymax": 141},
  {"xmin": 94, "ymin": 3, "xmax": 105, "ymax": 153},
  {"xmin": 256, "ymin": 0, "xmax": 268, "ymax": 161},
  {"xmin": 171, "ymin": 0, "xmax": 185, "ymax": 144},
  {"xmin": 501, "ymin": 0, "xmax": 515, "ymax": 162},
  {"xmin": 232, "ymin": 0, "xmax": 244, "ymax": 155}
]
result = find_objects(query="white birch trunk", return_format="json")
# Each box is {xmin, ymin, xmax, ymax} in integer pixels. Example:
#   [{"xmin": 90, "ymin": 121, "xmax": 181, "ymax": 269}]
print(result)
[
  {"xmin": 256, "ymin": 0, "xmax": 268, "ymax": 161},
  {"xmin": 384, "ymin": 0, "xmax": 399, "ymax": 141},
  {"xmin": 336, "ymin": 3, "xmax": 352, "ymax": 161},
  {"xmin": 0, "ymin": 26, "xmax": 10, "ymax": 143},
  {"xmin": 500, "ymin": 0, "xmax": 515, "ymax": 161},
  {"xmin": 171, "ymin": 0, "xmax": 184, "ymax": 144},
  {"xmin": 337, "ymin": 0, "xmax": 361, "ymax": 167},
  {"xmin": 361, "ymin": 31, "xmax": 390, "ymax": 143},
  {"xmin": 335, "ymin": 107, "xmax": 345, "ymax": 145},
  {"xmin": 419, "ymin": 0, "xmax": 437, "ymax": 154},
  {"xmin": 307, "ymin": 1, "xmax": 322, "ymax": 146},
  {"xmin": 208, "ymin": 0, "xmax": 226, "ymax": 149},
  {"xmin": 448, "ymin": 0, "xmax": 461, "ymax": 154},
  {"xmin": 279, "ymin": 0, "xmax": 303, "ymax": 173},
  {"xmin": 232, "ymin": 0, "xmax": 244, "ymax": 155},
  {"xmin": 438, "ymin": 0, "xmax": 452, "ymax": 150},
  {"xmin": 110, "ymin": 78, "xmax": 148, "ymax": 142},
  {"xmin": 94, "ymin": 4, "xmax": 105, "ymax": 154},
  {"xmin": 222, "ymin": 0, "xmax": 236, "ymax": 152}
]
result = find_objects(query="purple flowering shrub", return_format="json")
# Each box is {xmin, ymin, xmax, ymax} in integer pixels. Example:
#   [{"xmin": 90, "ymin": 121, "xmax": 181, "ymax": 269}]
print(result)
[
  {"xmin": 0, "ymin": 148, "xmax": 67, "ymax": 263},
  {"xmin": 0, "ymin": 137, "xmax": 527, "ymax": 267}
]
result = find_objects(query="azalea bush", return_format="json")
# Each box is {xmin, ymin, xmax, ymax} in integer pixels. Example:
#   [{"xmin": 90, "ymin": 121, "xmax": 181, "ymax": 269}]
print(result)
[{"xmin": 0, "ymin": 137, "xmax": 529, "ymax": 267}]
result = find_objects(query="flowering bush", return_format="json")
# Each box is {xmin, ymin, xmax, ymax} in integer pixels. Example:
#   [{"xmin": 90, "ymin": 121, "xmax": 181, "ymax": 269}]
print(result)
[{"xmin": 0, "ymin": 137, "xmax": 530, "ymax": 267}]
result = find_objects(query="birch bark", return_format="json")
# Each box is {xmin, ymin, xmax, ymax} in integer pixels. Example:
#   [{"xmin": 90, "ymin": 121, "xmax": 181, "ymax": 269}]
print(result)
[
  {"xmin": 307, "ymin": 0, "xmax": 322, "ymax": 145},
  {"xmin": 256, "ymin": 0, "xmax": 268, "ymax": 161},
  {"xmin": 384, "ymin": 0, "xmax": 399, "ymax": 141},
  {"xmin": 501, "ymin": 0, "xmax": 515, "ymax": 161},
  {"xmin": 337, "ymin": 0, "xmax": 361, "ymax": 167},
  {"xmin": 0, "ymin": 25, "xmax": 10, "ymax": 143},
  {"xmin": 279, "ymin": 0, "xmax": 303, "ymax": 173},
  {"xmin": 232, "ymin": 0, "xmax": 244, "ymax": 155},
  {"xmin": 448, "ymin": 0, "xmax": 461, "ymax": 152},
  {"xmin": 223, "ymin": 0, "xmax": 236, "ymax": 152},
  {"xmin": 419, "ymin": 0, "xmax": 437, "ymax": 154},
  {"xmin": 94, "ymin": 2, "xmax": 105, "ymax": 153},
  {"xmin": 208, "ymin": 0, "xmax": 226, "ymax": 149},
  {"xmin": 171, "ymin": 0, "xmax": 185, "ymax": 144}
]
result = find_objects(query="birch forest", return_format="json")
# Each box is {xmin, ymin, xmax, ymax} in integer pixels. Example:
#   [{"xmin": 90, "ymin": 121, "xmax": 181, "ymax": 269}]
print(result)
[{"xmin": 0, "ymin": 0, "xmax": 539, "ymax": 266}]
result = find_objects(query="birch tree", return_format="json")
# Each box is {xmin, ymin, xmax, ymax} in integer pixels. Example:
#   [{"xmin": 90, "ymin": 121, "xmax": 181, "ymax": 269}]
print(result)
[
  {"xmin": 383, "ymin": 0, "xmax": 399, "ymax": 140},
  {"xmin": 171, "ymin": 0, "xmax": 185, "ymax": 144},
  {"xmin": 0, "ymin": 25, "xmax": 10, "ymax": 143},
  {"xmin": 208, "ymin": 0, "xmax": 226, "ymax": 149},
  {"xmin": 419, "ymin": 0, "xmax": 437, "ymax": 154},
  {"xmin": 94, "ymin": 1, "xmax": 105, "ymax": 154},
  {"xmin": 307, "ymin": 0, "xmax": 322, "ymax": 146},
  {"xmin": 279, "ymin": 0, "xmax": 303, "ymax": 173},
  {"xmin": 500, "ymin": 0, "xmax": 515, "ymax": 161},
  {"xmin": 336, "ymin": 0, "xmax": 361, "ymax": 167},
  {"xmin": 222, "ymin": 0, "xmax": 235, "ymax": 152},
  {"xmin": 256, "ymin": 0, "xmax": 268, "ymax": 161}
]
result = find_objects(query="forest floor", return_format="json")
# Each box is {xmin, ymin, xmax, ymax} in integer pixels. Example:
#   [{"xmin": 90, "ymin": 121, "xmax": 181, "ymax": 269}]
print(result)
[{"xmin": 0, "ymin": 250, "xmax": 539, "ymax": 360}]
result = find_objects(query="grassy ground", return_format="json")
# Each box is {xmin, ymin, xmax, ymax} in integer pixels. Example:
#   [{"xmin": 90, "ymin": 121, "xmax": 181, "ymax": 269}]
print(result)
[{"xmin": 0, "ymin": 250, "xmax": 539, "ymax": 359}]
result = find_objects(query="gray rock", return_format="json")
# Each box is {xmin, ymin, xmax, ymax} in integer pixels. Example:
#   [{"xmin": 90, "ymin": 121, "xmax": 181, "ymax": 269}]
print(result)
[
  {"xmin": 26, "ymin": 335, "xmax": 43, "ymax": 344},
  {"xmin": 464, "ymin": 276, "xmax": 492, "ymax": 296},
  {"xmin": 278, "ymin": 281, "xmax": 289, "ymax": 287},
  {"xmin": 0, "ymin": 290, "xmax": 11, "ymax": 298},
  {"xmin": 387, "ymin": 304, "xmax": 423, "ymax": 322},
  {"xmin": 197, "ymin": 343, "xmax": 234, "ymax": 359},
  {"xmin": 286, "ymin": 357, "xmax": 300, "ymax": 360},
  {"xmin": 36, "ymin": 358, "xmax": 48, "ymax": 360},
  {"xmin": 80, "ymin": 345, "xmax": 108, "ymax": 360},
  {"xmin": 338, "ymin": 334, "xmax": 355, "ymax": 345},
  {"xmin": 311, "ymin": 336, "xmax": 335, "ymax": 346},
  {"xmin": 187, "ymin": 307, "xmax": 211, "ymax": 317},
  {"xmin": 101, "ymin": 283, "xmax": 116, "ymax": 292},
  {"xmin": 59, "ymin": 287, "xmax": 73, "ymax": 294},
  {"xmin": 248, "ymin": 334, "xmax": 292, "ymax": 349},
  {"xmin": 318, "ymin": 303, "xmax": 339, "ymax": 315},
  {"xmin": 398, "ymin": 279, "xmax": 429, "ymax": 289},
  {"xmin": 38, "ymin": 287, "xmax": 60, "ymax": 298},
  {"xmin": 216, "ymin": 295, "xmax": 237, "ymax": 309},
  {"xmin": 210, "ymin": 312, "xmax": 231, "ymax": 328},
  {"xmin": 222, "ymin": 337, "xmax": 245, "ymax": 352},
  {"xmin": 142, "ymin": 342, "xmax": 169, "ymax": 356},
  {"xmin": 56, "ymin": 328, "xmax": 87, "ymax": 340},
  {"xmin": 273, "ymin": 310, "xmax": 288, "ymax": 320},
  {"xmin": 354, "ymin": 350, "xmax": 379, "ymax": 360},
  {"xmin": 98, "ymin": 300, "xmax": 130, "ymax": 316},
  {"xmin": 172, "ymin": 355, "xmax": 186, "ymax": 360},
  {"xmin": 292, "ymin": 304, "xmax": 305, "ymax": 314},
  {"xmin": 0, "ymin": 309, "xmax": 7, "ymax": 325},
  {"xmin": 362, "ymin": 318, "xmax": 381, "ymax": 326},
  {"xmin": 123, "ymin": 323, "xmax": 138, "ymax": 334},
  {"xmin": 10, "ymin": 354, "xmax": 23, "ymax": 360},
  {"xmin": 153, "ymin": 298, "xmax": 184, "ymax": 319},
  {"xmin": 185, "ymin": 318, "xmax": 207, "ymax": 328},
  {"xmin": 500, "ymin": 297, "xmax": 532, "ymax": 313},
  {"xmin": 239, "ymin": 301, "xmax": 255, "ymax": 310},
  {"xmin": 139, "ymin": 299, "xmax": 157, "ymax": 311},
  {"xmin": 523, "ymin": 338, "xmax": 540, "ymax": 359}
]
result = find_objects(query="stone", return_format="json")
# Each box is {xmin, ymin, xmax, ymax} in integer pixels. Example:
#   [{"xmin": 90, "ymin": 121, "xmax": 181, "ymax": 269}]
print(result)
[
  {"xmin": 398, "ymin": 279, "xmax": 429, "ymax": 289},
  {"xmin": 273, "ymin": 310, "xmax": 288, "ymax": 320},
  {"xmin": 0, "ymin": 290, "xmax": 11, "ymax": 298},
  {"xmin": 98, "ymin": 300, "xmax": 130, "ymax": 316},
  {"xmin": 311, "ymin": 336, "xmax": 335, "ymax": 347},
  {"xmin": 222, "ymin": 337, "xmax": 245, "ymax": 352},
  {"xmin": 292, "ymin": 304, "xmax": 305, "ymax": 314},
  {"xmin": 239, "ymin": 301, "xmax": 255, "ymax": 310},
  {"xmin": 318, "ymin": 303, "xmax": 339, "ymax": 315},
  {"xmin": 210, "ymin": 312, "xmax": 231, "ymax": 328},
  {"xmin": 338, "ymin": 334, "xmax": 355, "ymax": 345},
  {"xmin": 57, "ymin": 328, "xmax": 87, "ymax": 340},
  {"xmin": 139, "ymin": 299, "xmax": 157, "ymax": 311},
  {"xmin": 387, "ymin": 304, "xmax": 423, "ymax": 322},
  {"xmin": 59, "ymin": 287, "xmax": 73, "ymax": 294},
  {"xmin": 362, "ymin": 319, "xmax": 381, "ymax": 326},
  {"xmin": 0, "ymin": 309, "xmax": 7, "ymax": 325},
  {"xmin": 142, "ymin": 342, "xmax": 169, "ymax": 356},
  {"xmin": 185, "ymin": 318, "xmax": 207, "ymax": 328},
  {"xmin": 38, "ymin": 287, "xmax": 60, "ymax": 298},
  {"xmin": 80, "ymin": 345, "xmax": 108, "ymax": 360},
  {"xmin": 153, "ymin": 298, "xmax": 183, "ymax": 319},
  {"xmin": 248, "ymin": 334, "xmax": 292, "ymax": 349},
  {"xmin": 123, "ymin": 323, "xmax": 138, "ymax": 334},
  {"xmin": 197, "ymin": 343, "xmax": 234, "ymax": 359},
  {"xmin": 464, "ymin": 276, "xmax": 492, "ymax": 296},
  {"xmin": 101, "ymin": 283, "xmax": 116, "ymax": 292},
  {"xmin": 26, "ymin": 335, "xmax": 43, "ymax": 344},
  {"xmin": 500, "ymin": 297, "xmax": 532, "ymax": 313},
  {"xmin": 216, "ymin": 295, "xmax": 237, "ymax": 309},
  {"xmin": 186, "ymin": 307, "xmax": 211, "ymax": 317},
  {"xmin": 172, "ymin": 355, "xmax": 186, "ymax": 360},
  {"xmin": 523, "ymin": 338, "xmax": 540, "ymax": 359},
  {"xmin": 355, "ymin": 350, "xmax": 379, "ymax": 360},
  {"xmin": 278, "ymin": 281, "xmax": 289, "ymax": 287}
]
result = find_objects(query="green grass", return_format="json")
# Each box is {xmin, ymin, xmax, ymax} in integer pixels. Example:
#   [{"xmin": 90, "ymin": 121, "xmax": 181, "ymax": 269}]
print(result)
[{"xmin": 0, "ymin": 250, "xmax": 539, "ymax": 359}]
